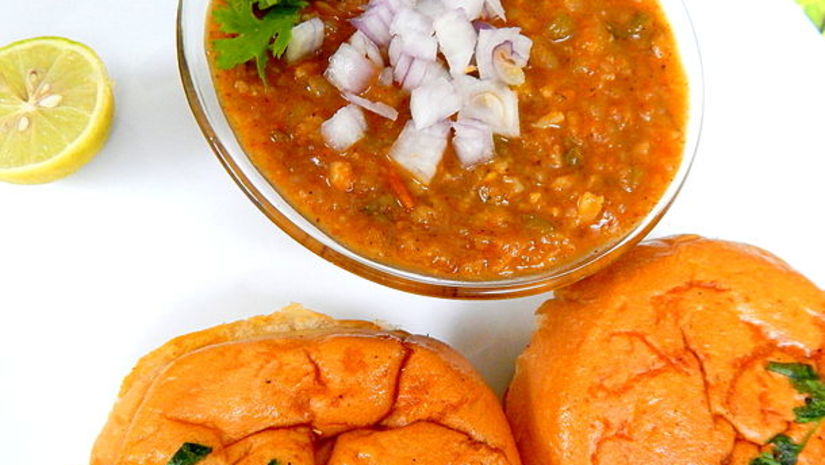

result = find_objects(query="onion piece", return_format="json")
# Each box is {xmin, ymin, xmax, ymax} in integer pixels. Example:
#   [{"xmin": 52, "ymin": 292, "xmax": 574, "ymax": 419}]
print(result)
[
  {"xmin": 390, "ymin": 6, "xmax": 435, "ymax": 37},
  {"xmin": 349, "ymin": 31, "xmax": 384, "ymax": 68},
  {"xmin": 389, "ymin": 120, "xmax": 450, "ymax": 184},
  {"xmin": 388, "ymin": 35, "xmax": 403, "ymax": 66},
  {"xmin": 454, "ymin": 75, "xmax": 520, "ymax": 137},
  {"xmin": 397, "ymin": 33, "xmax": 438, "ymax": 60},
  {"xmin": 286, "ymin": 18, "xmax": 325, "ymax": 63},
  {"xmin": 415, "ymin": 0, "xmax": 447, "ymax": 19},
  {"xmin": 390, "ymin": 32, "xmax": 446, "ymax": 90},
  {"xmin": 343, "ymin": 92, "xmax": 399, "ymax": 120},
  {"xmin": 476, "ymin": 27, "xmax": 532, "ymax": 84},
  {"xmin": 433, "ymin": 9, "xmax": 477, "ymax": 76},
  {"xmin": 351, "ymin": 10, "xmax": 392, "ymax": 46},
  {"xmin": 473, "ymin": 20, "xmax": 494, "ymax": 31},
  {"xmin": 400, "ymin": 58, "xmax": 429, "ymax": 87},
  {"xmin": 452, "ymin": 118, "xmax": 494, "ymax": 167},
  {"xmin": 324, "ymin": 43, "xmax": 378, "ymax": 94},
  {"xmin": 400, "ymin": 58, "xmax": 447, "ymax": 90},
  {"xmin": 393, "ymin": 53, "xmax": 414, "ymax": 83},
  {"xmin": 482, "ymin": 0, "xmax": 506, "ymax": 20},
  {"xmin": 353, "ymin": 0, "xmax": 414, "ymax": 45},
  {"xmin": 453, "ymin": 0, "xmax": 485, "ymax": 20},
  {"xmin": 490, "ymin": 41, "xmax": 531, "ymax": 85},
  {"xmin": 379, "ymin": 67, "xmax": 394, "ymax": 86},
  {"xmin": 321, "ymin": 105, "xmax": 367, "ymax": 152},
  {"xmin": 410, "ymin": 76, "xmax": 462, "ymax": 129}
]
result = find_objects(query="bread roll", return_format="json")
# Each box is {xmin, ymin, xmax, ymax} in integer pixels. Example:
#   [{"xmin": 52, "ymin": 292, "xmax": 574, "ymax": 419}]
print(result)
[
  {"xmin": 92, "ymin": 304, "xmax": 520, "ymax": 465},
  {"xmin": 505, "ymin": 235, "xmax": 825, "ymax": 465}
]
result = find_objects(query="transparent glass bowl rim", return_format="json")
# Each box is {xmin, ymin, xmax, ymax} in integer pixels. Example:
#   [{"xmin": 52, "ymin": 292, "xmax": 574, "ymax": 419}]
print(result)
[{"xmin": 176, "ymin": 0, "xmax": 704, "ymax": 299}]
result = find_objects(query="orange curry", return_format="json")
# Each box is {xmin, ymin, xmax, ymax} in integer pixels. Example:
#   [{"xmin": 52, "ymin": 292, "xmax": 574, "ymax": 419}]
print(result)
[{"xmin": 208, "ymin": 0, "xmax": 688, "ymax": 280}]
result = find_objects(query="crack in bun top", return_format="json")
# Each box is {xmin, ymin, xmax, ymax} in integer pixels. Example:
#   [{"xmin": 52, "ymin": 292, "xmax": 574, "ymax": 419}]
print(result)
[
  {"xmin": 92, "ymin": 305, "xmax": 520, "ymax": 465},
  {"xmin": 505, "ymin": 235, "xmax": 825, "ymax": 465}
]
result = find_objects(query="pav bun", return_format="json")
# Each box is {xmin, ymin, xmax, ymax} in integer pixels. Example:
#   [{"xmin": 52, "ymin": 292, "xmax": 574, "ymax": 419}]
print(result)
[
  {"xmin": 505, "ymin": 235, "xmax": 825, "ymax": 465},
  {"xmin": 92, "ymin": 304, "xmax": 520, "ymax": 465}
]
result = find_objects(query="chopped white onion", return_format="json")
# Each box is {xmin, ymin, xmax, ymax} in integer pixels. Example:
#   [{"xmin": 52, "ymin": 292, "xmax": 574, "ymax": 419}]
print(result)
[
  {"xmin": 379, "ymin": 66, "xmax": 394, "ymax": 86},
  {"xmin": 373, "ymin": 2, "xmax": 395, "ymax": 24},
  {"xmin": 455, "ymin": 75, "xmax": 520, "ymax": 137},
  {"xmin": 343, "ymin": 92, "xmax": 399, "ymax": 120},
  {"xmin": 452, "ymin": 118, "xmax": 494, "ymax": 166},
  {"xmin": 396, "ymin": 32, "xmax": 438, "ymax": 60},
  {"xmin": 286, "ymin": 18, "xmax": 325, "ymax": 63},
  {"xmin": 434, "ymin": 9, "xmax": 477, "ymax": 76},
  {"xmin": 482, "ymin": 0, "xmax": 506, "ymax": 20},
  {"xmin": 357, "ymin": 0, "xmax": 415, "ymax": 37},
  {"xmin": 390, "ymin": 30, "xmax": 445, "ymax": 90},
  {"xmin": 410, "ymin": 76, "xmax": 462, "ymax": 129},
  {"xmin": 393, "ymin": 53, "xmax": 413, "ymax": 82},
  {"xmin": 390, "ymin": 6, "xmax": 435, "ymax": 37},
  {"xmin": 453, "ymin": 0, "xmax": 485, "ymax": 20},
  {"xmin": 323, "ymin": 0, "xmax": 530, "ymax": 173},
  {"xmin": 349, "ymin": 31, "xmax": 384, "ymax": 68},
  {"xmin": 324, "ymin": 43, "xmax": 378, "ymax": 94},
  {"xmin": 473, "ymin": 20, "xmax": 494, "ymax": 31},
  {"xmin": 321, "ymin": 105, "xmax": 367, "ymax": 151},
  {"xmin": 414, "ymin": 0, "xmax": 447, "ymax": 19},
  {"xmin": 401, "ymin": 58, "xmax": 429, "ymax": 87},
  {"xmin": 400, "ymin": 58, "xmax": 447, "ymax": 90},
  {"xmin": 476, "ymin": 27, "xmax": 532, "ymax": 84},
  {"xmin": 351, "ymin": 10, "xmax": 392, "ymax": 46},
  {"xmin": 389, "ymin": 120, "xmax": 451, "ymax": 183}
]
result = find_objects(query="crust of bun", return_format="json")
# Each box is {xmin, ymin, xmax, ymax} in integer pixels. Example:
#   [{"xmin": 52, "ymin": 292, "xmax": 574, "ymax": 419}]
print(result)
[
  {"xmin": 92, "ymin": 304, "xmax": 520, "ymax": 465},
  {"xmin": 505, "ymin": 235, "xmax": 825, "ymax": 465}
]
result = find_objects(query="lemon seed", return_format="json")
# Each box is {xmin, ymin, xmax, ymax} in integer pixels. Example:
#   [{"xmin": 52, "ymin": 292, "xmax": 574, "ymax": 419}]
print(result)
[
  {"xmin": 17, "ymin": 116, "xmax": 30, "ymax": 132},
  {"xmin": 38, "ymin": 94, "xmax": 62, "ymax": 108}
]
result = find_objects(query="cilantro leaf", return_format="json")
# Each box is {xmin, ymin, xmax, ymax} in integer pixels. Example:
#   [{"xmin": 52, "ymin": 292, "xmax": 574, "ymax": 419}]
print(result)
[
  {"xmin": 769, "ymin": 435, "xmax": 803, "ymax": 465},
  {"xmin": 212, "ymin": 0, "xmax": 303, "ymax": 82},
  {"xmin": 267, "ymin": 460, "xmax": 281, "ymax": 465},
  {"xmin": 268, "ymin": 8, "xmax": 301, "ymax": 60},
  {"xmin": 768, "ymin": 362, "xmax": 820, "ymax": 384},
  {"xmin": 751, "ymin": 452, "xmax": 782, "ymax": 465},
  {"xmin": 258, "ymin": 0, "xmax": 307, "ymax": 8},
  {"xmin": 753, "ymin": 361, "xmax": 825, "ymax": 465},
  {"xmin": 166, "ymin": 443, "xmax": 212, "ymax": 465},
  {"xmin": 767, "ymin": 362, "xmax": 825, "ymax": 423},
  {"xmin": 795, "ymin": 397, "xmax": 825, "ymax": 423},
  {"xmin": 749, "ymin": 435, "xmax": 803, "ymax": 465}
]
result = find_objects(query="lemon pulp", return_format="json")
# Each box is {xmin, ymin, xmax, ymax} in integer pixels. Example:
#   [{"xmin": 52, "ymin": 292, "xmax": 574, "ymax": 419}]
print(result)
[{"xmin": 0, "ymin": 37, "xmax": 114, "ymax": 184}]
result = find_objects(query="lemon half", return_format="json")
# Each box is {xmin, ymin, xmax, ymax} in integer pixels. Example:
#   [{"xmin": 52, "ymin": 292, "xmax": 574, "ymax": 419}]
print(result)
[{"xmin": 0, "ymin": 37, "xmax": 114, "ymax": 184}]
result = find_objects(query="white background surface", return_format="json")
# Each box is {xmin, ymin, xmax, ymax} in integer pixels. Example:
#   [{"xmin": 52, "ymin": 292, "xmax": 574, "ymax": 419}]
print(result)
[{"xmin": 1, "ymin": 1, "xmax": 823, "ymax": 463}]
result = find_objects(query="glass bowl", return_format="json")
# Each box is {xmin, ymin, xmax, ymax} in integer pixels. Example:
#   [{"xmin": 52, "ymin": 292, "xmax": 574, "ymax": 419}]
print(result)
[{"xmin": 176, "ymin": 0, "xmax": 703, "ymax": 299}]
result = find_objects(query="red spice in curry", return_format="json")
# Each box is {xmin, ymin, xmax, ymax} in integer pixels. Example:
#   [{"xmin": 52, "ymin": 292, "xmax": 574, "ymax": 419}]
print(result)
[{"xmin": 208, "ymin": 0, "xmax": 688, "ymax": 280}]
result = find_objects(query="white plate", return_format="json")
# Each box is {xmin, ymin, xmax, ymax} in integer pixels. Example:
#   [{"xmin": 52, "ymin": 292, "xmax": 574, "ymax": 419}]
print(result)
[{"xmin": 0, "ymin": 1, "xmax": 823, "ymax": 464}]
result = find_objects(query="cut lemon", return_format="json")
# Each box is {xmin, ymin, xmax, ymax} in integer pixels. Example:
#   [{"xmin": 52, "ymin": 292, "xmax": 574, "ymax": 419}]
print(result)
[{"xmin": 0, "ymin": 37, "xmax": 114, "ymax": 184}]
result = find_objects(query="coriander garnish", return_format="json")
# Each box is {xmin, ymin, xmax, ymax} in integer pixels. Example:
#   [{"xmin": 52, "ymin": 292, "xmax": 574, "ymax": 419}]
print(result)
[
  {"xmin": 767, "ymin": 362, "xmax": 825, "ymax": 423},
  {"xmin": 268, "ymin": 460, "xmax": 281, "ymax": 465},
  {"xmin": 750, "ymin": 362, "xmax": 825, "ymax": 465},
  {"xmin": 166, "ymin": 442, "xmax": 213, "ymax": 465},
  {"xmin": 751, "ymin": 434, "xmax": 803, "ymax": 465},
  {"xmin": 212, "ymin": 0, "xmax": 308, "ymax": 82}
]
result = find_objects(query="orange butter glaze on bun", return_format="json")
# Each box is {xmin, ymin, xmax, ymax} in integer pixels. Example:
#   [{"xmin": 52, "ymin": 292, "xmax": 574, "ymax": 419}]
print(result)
[
  {"xmin": 92, "ymin": 305, "xmax": 520, "ymax": 465},
  {"xmin": 505, "ymin": 235, "xmax": 825, "ymax": 465}
]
